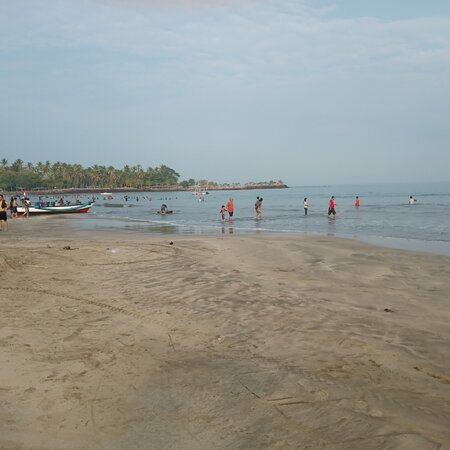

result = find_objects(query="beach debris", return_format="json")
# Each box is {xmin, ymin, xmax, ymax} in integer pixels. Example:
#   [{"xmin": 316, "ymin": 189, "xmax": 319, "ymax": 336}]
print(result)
[
  {"xmin": 63, "ymin": 246, "xmax": 72, "ymax": 250},
  {"xmin": 168, "ymin": 333, "xmax": 176, "ymax": 351},
  {"xmin": 383, "ymin": 308, "xmax": 393, "ymax": 313},
  {"xmin": 215, "ymin": 335, "xmax": 224, "ymax": 343},
  {"xmin": 169, "ymin": 241, "xmax": 174, "ymax": 245}
]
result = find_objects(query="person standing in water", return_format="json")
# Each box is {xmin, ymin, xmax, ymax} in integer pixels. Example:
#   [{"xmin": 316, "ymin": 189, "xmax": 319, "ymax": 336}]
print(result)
[
  {"xmin": 255, "ymin": 196, "xmax": 263, "ymax": 219},
  {"xmin": 328, "ymin": 196, "xmax": 336, "ymax": 217},
  {"xmin": 354, "ymin": 196, "xmax": 360, "ymax": 208},
  {"xmin": 303, "ymin": 198, "xmax": 308, "ymax": 215},
  {"xmin": 254, "ymin": 196, "xmax": 260, "ymax": 217},
  {"xmin": 226, "ymin": 197, "xmax": 234, "ymax": 221},
  {"xmin": 219, "ymin": 205, "xmax": 227, "ymax": 221},
  {"xmin": 409, "ymin": 196, "xmax": 416, "ymax": 205}
]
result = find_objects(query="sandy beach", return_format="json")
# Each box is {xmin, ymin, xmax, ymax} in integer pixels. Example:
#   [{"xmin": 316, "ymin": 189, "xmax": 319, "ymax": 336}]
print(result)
[{"xmin": 1, "ymin": 217, "xmax": 450, "ymax": 450}]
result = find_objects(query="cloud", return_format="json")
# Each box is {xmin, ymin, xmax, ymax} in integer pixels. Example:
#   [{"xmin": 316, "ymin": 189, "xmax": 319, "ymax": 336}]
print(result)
[
  {"xmin": 2, "ymin": 0, "xmax": 449, "ymax": 76},
  {"xmin": 1, "ymin": 0, "xmax": 450, "ymax": 99}
]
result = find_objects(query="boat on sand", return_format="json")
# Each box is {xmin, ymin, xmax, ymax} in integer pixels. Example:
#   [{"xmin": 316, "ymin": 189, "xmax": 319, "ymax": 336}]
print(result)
[{"xmin": 17, "ymin": 202, "xmax": 94, "ymax": 215}]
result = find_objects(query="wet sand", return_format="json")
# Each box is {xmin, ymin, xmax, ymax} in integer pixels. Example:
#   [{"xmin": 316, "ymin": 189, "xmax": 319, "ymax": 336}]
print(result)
[{"xmin": 1, "ymin": 217, "xmax": 450, "ymax": 449}]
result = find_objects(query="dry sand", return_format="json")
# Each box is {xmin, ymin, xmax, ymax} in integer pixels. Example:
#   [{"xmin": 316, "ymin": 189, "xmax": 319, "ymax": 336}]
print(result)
[{"xmin": 1, "ymin": 217, "xmax": 450, "ymax": 449}]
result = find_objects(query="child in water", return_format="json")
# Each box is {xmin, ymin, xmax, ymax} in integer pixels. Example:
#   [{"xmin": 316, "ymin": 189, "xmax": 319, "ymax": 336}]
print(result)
[{"xmin": 219, "ymin": 205, "xmax": 227, "ymax": 221}]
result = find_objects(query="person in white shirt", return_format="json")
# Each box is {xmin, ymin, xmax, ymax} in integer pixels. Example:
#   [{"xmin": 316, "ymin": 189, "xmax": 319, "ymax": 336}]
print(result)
[{"xmin": 303, "ymin": 198, "xmax": 308, "ymax": 215}]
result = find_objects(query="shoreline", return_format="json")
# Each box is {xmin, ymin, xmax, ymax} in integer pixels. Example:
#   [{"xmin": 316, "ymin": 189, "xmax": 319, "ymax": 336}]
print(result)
[
  {"xmin": 75, "ymin": 216, "xmax": 450, "ymax": 258},
  {"xmin": 4, "ymin": 214, "xmax": 450, "ymax": 258}
]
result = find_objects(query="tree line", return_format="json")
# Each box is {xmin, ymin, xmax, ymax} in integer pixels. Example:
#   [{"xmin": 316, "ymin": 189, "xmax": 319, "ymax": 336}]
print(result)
[{"xmin": 0, "ymin": 159, "xmax": 182, "ymax": 190}]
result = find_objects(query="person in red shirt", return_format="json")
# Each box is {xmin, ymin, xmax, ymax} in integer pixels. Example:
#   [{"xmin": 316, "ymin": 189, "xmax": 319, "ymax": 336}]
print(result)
[
  {"xmin": 354, "ymin": 196, "xmax": 360, "ymax": 208},
  {"xmin": 226, "ymin": 197, "xmax": 234, "ymax": 221},
  {"xmin": 328, "ymin": 196, "xmax": 336, "ymax": 217}
]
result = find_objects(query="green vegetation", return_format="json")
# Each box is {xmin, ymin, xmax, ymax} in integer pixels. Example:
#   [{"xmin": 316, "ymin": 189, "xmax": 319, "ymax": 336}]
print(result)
[
  {"xmin": 0, "ymin": 159, "xmax": 180, "ymax": 190},
  {"xmin": 0, "ymin": 159, "xmax": 287, "ymax": 192}
]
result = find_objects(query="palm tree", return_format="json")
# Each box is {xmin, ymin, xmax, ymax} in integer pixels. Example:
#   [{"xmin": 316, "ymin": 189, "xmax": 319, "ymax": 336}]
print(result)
[
  {"xmin": 36, "ymin": 161, "xmax": 44, "ymax": 176},
  {"xmin": 11, "ymin": 158, "xmax": 24, "ymax": 172},
  {"xmin": 44, "ymin": 160, "xmax": 51, "ymax": 177},
  {"xmin": 0, "ymin": 160, "xmax": 183, "ymax": 189}
]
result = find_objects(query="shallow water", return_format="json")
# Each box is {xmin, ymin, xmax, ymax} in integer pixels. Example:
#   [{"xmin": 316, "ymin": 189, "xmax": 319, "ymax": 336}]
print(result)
[{"xmin": 31, "ymin": 182, "xmax": 450, "ymax": 256}]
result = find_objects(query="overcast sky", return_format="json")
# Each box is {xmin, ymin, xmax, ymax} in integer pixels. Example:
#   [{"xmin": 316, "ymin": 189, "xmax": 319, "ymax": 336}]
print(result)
[{"xmin": 1, "ymin": 0, "xmax": 449, "ymax": 185}]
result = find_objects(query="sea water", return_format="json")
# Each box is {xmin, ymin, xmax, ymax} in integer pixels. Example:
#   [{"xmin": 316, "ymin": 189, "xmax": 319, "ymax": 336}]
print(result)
[{"xmin": 39, "ymin": 182, "xmax": 450, "ymax": 256}]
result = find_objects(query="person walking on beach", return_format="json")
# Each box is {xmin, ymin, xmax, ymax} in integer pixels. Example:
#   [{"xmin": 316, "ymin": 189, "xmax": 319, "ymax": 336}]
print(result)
[
  {"xmin": 22, "ymin": 197, "xmax": 30, "ymax": 218},
  {"xmin": 219, "ymin": 205, "xmax": 227, "ymax": 221},
  {"xmin": 10, "ymin": 197, "xmax": 18, "ymax": 218},
  {"xmin": 328, "ymin": 196, "xmax": 336, "ymax": 217},
  {"xmin": 0, "ymin": 194, "xmax": 9, "ymax": 231},
  {"xmin": 226, "ymin": 197, "xmax": 234, "ymax": 221},
  {"xmin": 303, "ymin": 198, "xmax": 308, "ymax": 215},
  {"xmin": 354, "ymin": 196, "xmax": 360, "ymax": 208}
]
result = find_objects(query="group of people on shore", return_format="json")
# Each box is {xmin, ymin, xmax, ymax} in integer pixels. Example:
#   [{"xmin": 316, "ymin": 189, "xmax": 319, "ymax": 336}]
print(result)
[{"xmin": 0, "ymin": 194, "xmax": 31, "ymax": 231}]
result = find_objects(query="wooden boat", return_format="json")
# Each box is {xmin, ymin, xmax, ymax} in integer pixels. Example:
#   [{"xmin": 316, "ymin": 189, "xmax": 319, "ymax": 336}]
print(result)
[{"xmin": 17, "ymin": 202, "xmax": 94, "ymax": 215}]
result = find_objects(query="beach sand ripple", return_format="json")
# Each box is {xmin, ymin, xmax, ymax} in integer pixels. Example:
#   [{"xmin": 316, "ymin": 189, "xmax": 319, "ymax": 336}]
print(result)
[{"xmin": 1, "ymin": 219, "xmax": 450, "ymax": 449}]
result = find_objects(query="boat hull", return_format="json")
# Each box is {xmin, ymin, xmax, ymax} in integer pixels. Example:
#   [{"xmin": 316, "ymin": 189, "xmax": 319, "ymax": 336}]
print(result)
[{"xmin": 17, "ymin": 202, "xmax": 94, "ymax": 215}]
